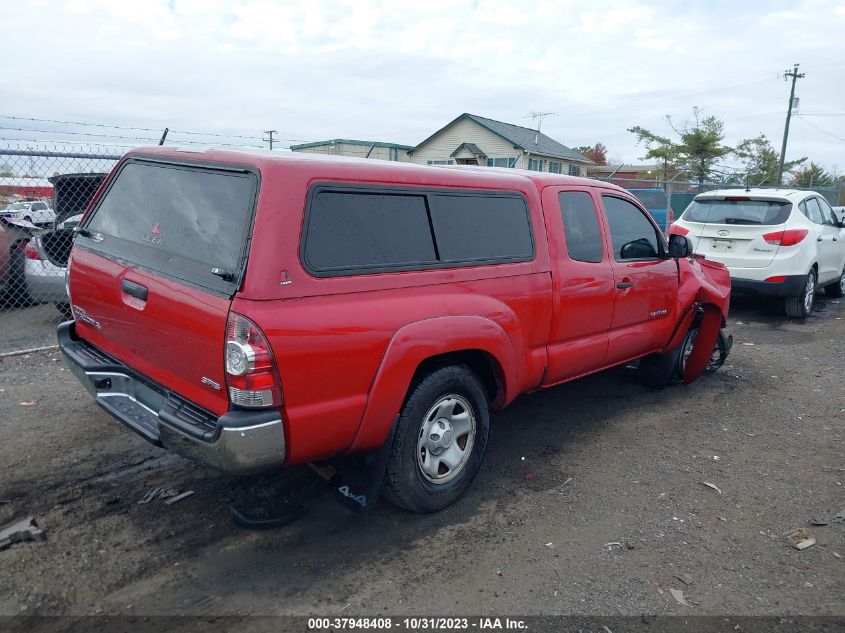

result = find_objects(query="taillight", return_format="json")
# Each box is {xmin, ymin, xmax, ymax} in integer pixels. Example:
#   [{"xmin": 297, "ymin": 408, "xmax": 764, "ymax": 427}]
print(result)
[
  {"xmin": 24, "ymin": 241, "xmax": 42, "ymax": 260},
  {"xmin": 668, "ymin": 224, "xmax": 689, "ymax": 236},
  {"xmin": 763, "ymin": 229, "xmax": 808, "ymax": 246},
  {"xmin": 668, "ymin": 208, "xmax": 675, "ymax": 222},
  {"xmin": 224, "ymin": 312, "xmax": 283, "ymax": 409}
]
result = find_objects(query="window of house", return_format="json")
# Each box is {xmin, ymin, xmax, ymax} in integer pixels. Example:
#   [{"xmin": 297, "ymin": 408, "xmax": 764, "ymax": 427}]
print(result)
[
  {"xmin": 568, "ymin": 165, "xmax": 581, "ymax": 176},
  {"xmin": 602, "ymin": 195, "xmax": 661, "ymax": 260},
  {"xmin": 548, "ymin": 162, "xmax": 562, "ymax": 174},
  {"xmin": 486, "ymin": 157, "xmax": 516, "ymax": 168},
  {"xmin": 389, "ymin": 147, "xmax": 398, "ymax": 161},
  {"xmin": 559, "ymin": 191, "xmax": 603, "ymax": 263},
  {"xmin": 427, "ymin": 160, "xmax": 454, "ymax": 165},
  {"xmin": 528, "ymin": 158, "xmax": 545, "ymax": 172}
]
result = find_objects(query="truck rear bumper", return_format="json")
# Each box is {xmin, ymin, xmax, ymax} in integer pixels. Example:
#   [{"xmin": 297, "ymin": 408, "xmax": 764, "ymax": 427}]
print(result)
[{"xmin": 57, "ymin": 321, "xmax": 286, "ymax": 475}]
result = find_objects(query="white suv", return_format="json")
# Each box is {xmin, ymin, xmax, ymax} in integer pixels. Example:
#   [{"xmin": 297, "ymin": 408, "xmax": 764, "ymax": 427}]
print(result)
[
  {"xmin": 0, "ymin": 200, "xmax": 55, "ymax": 225},
  {"xmin": 671, "ymin": 189, "xmax": 845, "ymax": 318}
]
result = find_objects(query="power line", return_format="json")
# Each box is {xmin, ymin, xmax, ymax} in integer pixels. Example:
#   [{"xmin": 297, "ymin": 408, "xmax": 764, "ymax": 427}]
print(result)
[
  {"xmin": 0, "ymin": 125, "xmax": 264, "ymax": 148},
  {"xmin": 0, "ymin": 115, "xmax": 263, "ymax": 141},
  {"xmin": 796, "ymin": 116, "xmax": 845, "ymax": 144}
]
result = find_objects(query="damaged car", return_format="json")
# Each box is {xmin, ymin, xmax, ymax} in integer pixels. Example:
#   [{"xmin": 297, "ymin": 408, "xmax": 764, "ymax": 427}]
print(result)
[
  {"xmin": 24, "ymin": 173, "xmax": 107, "ymax": 318},
  {"xmin": 59, "ymin": 148, "xmax": 732, "ymax": 513}
]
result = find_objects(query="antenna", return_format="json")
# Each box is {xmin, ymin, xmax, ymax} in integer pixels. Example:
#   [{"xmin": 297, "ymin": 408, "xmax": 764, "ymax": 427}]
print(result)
[{"xmin": 525, "ymin": 111, "xmax": 556, "ymax": 143}]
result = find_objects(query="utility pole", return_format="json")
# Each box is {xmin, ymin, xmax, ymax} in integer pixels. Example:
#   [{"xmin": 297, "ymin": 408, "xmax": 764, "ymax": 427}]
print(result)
[
  {"xmin": 776, "ymin": 64, "xmax": 805, "ymax": 185},
  {"xmin": 263, "ymin": 129, "xmax": 278, "ymax": 150}
]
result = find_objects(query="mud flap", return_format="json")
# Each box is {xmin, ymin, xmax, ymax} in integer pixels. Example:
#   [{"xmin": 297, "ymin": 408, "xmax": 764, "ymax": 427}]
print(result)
[
  {"xmin": 334, "ymin": 415, "xmax": 400, "ymax": 515},
  {"xmin": 682, "ymin": 304, "xmax": 722, "ymax": 384}
]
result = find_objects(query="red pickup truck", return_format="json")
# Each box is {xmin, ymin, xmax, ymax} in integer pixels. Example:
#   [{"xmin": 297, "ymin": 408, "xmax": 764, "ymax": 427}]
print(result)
[{"xmin": 59, "ymin": 148, "xmax": 731, "ymax": 512}]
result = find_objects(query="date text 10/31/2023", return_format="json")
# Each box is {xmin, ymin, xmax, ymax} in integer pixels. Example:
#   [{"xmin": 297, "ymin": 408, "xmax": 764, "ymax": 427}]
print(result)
[{"xmin": 307, "ymin": 617, "xmax": 528, "ymax": 630}]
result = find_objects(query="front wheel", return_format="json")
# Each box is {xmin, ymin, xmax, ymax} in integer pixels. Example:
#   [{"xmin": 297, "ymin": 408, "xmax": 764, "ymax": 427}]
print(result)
[
  {"xmin": 383, "ymin": 365, "xmax": 490, "ymax": 513},
  {"xmin": 785, "ymin": 269, "xmax": 816, "ymax": 319}
]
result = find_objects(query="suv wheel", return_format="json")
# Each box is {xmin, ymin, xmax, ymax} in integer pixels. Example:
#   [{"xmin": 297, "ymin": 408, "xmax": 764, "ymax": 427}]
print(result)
[
  {"xmin": 824, "ymin": 266, "xmax": 845, "ymax": 299},
  {"xmin": 383, "ymin": 365, "xmax": 490, "ymax": 513},
  {"xmin": 785, "ymin": 269, "xmax": 816, "ymax": 319}
]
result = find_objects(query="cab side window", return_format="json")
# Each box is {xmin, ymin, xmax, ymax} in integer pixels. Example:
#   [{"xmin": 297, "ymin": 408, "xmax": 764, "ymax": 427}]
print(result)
[
  {"xmin": 559, "ymin": 191, "xmax": 603, "ymax": 263},
  {"xmin": 602, "ymin": 195, "xmax": 661, "ymax": 260}
]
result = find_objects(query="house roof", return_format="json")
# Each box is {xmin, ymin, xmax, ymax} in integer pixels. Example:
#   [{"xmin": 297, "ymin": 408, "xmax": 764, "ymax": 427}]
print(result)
[
  {"xmin": 290, "ymin": 139, "xmax": 413, "ymax": 151},
  {"xmin": 413, "ymin": 113, "xmax": 593, "ymax": 164},
  {"xmin": 450, "ymin": 142, "xmax": 487, "ymax": 158}
]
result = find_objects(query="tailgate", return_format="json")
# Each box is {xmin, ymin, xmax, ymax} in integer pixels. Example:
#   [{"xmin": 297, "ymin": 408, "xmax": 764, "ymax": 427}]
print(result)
[
  {"xmin": 686, "ymin": 222, "xmax": 781, "ymax": 268},
  {"xmin": 68, "ymin": 158, "xmax": 258, "ymax": 416}
]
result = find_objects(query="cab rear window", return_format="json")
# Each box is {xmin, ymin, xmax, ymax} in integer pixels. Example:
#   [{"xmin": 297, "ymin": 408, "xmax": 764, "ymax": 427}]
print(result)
[
  {"xmin": 682, "ymin": 199, "xmax": 792, "ymax": 225},
  {"xmin": 82, "ymin": 160, "xmax": 257, "ymax": 292}
]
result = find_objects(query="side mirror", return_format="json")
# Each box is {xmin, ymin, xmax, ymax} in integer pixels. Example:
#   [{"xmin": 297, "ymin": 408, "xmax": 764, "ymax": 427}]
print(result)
[{"xmin": 668, "ymin": 233, "xmax": 693, "ymax": 258}]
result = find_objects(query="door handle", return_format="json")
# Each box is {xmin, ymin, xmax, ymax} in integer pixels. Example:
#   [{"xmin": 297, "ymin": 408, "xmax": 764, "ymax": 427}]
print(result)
[
  {"xmin": 817, "ymin": 236, "xmax": 823, "ymax": 242},
  {"xmin": 121, "ymin": 279, "xmax": 148, "ymax": 301},
  {"xmin": 616, "ymin": 280, "xmax": 634, "ymax": 289}
]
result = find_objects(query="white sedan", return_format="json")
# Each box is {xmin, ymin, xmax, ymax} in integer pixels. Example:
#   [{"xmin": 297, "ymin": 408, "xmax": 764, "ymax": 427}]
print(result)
[{"xmin": 671, "ymin": 189, "xmax": 845, "ymax": 318}]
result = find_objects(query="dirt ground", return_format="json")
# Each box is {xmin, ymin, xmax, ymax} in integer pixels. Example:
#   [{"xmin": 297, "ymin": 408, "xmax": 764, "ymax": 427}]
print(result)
[{"xmin": 0, "ymin": 295, "xmax": 843, "ymax": 618}]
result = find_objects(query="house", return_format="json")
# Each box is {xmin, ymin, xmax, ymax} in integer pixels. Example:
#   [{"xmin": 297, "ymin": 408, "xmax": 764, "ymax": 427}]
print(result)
[
  {"xmin": 408, "ymin": 113, "xmax": 593, "ymax": 175},
  {"xmin": 290, "ymin": 139, "xmax": 413, "ymax": 162}
]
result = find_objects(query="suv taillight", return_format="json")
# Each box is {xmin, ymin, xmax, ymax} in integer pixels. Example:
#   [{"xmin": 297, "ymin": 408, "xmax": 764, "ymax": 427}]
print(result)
[
  {"xmin": 24, "ymin": 241, "xmax": 42, "ymax": 260},
  {"xmin": 763, "ymin": 229, "xmax": 808, "ymax": 246},
  {"xmin": 224, "ymin": 312, "xmax": 283, "ymax": 409},
  {"xmin": 668, "ymin": 224, "xmax": 689, "ymax": 236}
]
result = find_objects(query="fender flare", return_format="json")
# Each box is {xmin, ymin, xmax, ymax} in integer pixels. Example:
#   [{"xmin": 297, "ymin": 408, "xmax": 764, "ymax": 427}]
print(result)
[{"xmin": 346, "ymin": 315, "xmax": 519, "ymax": 453}]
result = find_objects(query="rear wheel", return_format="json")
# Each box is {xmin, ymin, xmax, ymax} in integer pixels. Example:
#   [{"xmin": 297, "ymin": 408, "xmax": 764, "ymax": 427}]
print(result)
[
  {"xmin": 785, "ymin": 269, "xmax": 816, "ymax": 319},
  {"xmin": 383, "ymin": 365, "xmax": 490, "ymax": 513},
  {"xmin": 824, "ymin": 267, "xmax": 845, "ymax": 299}
]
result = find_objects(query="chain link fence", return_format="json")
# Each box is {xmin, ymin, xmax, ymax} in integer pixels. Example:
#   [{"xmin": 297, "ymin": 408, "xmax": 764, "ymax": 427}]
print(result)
[{"xmin": 0, "ymin": 146, "xmax": 122, "ymax": 355}]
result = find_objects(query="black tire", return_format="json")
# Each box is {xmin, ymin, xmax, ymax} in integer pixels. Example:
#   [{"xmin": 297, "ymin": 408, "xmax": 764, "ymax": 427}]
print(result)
[
  {"xmin": 785, "ymin": 269, "xmax": 816, "ymax": 319},
  {"xmin": 383, "ymin": 365, "xmax": 490, "ymax": 513},
  {"xmin": 23, "ymin": 216, "xmax": 32, "ymax": 223},
  {"xmin": 824, "ymin": 267, "xmax": 845, "ymax": 299}
]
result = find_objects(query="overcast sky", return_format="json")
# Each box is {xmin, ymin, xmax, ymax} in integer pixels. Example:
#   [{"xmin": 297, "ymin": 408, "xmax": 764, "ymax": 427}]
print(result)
[{"xmin": 2, "ymin": 0, "xmax": 845, "ymax": 173}]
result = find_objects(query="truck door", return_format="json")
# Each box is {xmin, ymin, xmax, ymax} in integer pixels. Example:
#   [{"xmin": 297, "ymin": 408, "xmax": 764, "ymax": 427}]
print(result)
[
  {"xmin": 542, "ymin": 187, "xmax": 616, "ymax": 384},
  {"xmin": 599, "ymin": 194, "xmax": 679, "ymax": 364}
]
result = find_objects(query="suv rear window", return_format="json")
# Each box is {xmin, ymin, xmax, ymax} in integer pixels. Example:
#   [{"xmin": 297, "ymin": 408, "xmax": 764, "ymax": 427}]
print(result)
[
  {"xmin": 682, "ymin": 199, "xmax": 792, "ymax": 225},
  {"xmin": 83, "ymin": 161, "xmax": 257, "ymax": 291}
]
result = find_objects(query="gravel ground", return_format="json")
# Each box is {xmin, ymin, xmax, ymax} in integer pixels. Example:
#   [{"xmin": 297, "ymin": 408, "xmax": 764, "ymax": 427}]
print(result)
[{"xmin": 0, "ymin": 295, "xmax": 843, "ymax": 617}]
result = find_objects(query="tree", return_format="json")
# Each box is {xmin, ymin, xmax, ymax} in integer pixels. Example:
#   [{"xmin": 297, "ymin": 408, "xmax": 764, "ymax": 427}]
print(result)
[
  {"xmin": 789, "ymin": 161, "xmax": 833, "ymax": 188},
  {"xmin": 733, "ymin": 134, "xmax": 805, "ymax": 186},
  {"xmin": 629, "ymin": 107, "xmax": 732, "ymax": 184},
  {"xmin": 574, "ymin": 143, "xmax": 607, "ymax": 165}
]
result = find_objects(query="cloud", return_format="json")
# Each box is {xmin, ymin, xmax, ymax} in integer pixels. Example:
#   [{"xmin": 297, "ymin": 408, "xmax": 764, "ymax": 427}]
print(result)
[{"xmin": 0, "ymin": 0, "xmax": 844, "ymax": 171}]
